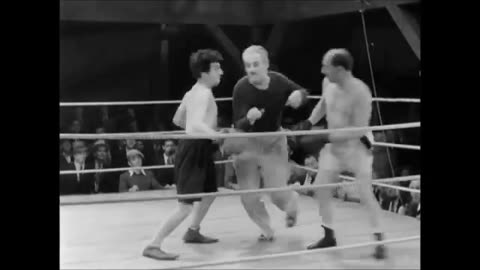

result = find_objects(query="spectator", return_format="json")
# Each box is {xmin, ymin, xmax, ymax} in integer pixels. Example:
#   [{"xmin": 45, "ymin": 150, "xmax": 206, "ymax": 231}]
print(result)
[
  {"xmin": 70, "ymin": 119, "xmax": 83, "ymax": 133},
  {"xmin": 92, "ymin": 140, "xmax": 118, "ymax": 193},
  {"xmin": 399, "ymin": 180, "xmax": 420, "ymax": 219},
  {"xmin": 60, "ymin": 143, "xmax": 95, "ymax": 195},
  {"xmin": 136, "ymin": 140, "xmax": 155, "ymax": 166},
  {"xmin": 379, "ymin": 183, "xmax": 400, "ymax": 212},
  {"xmin": 119, "ymin": 149, "xmax": 163, "ymax": 192},
  {"xmin": 153, "ymin": 139, "xmax": 177, "ymax": 186},
  {"xmin": 60, "ymin": 139, "xmax": 73, "ymax": 169},
  {"xmin": 290, "ymin": 155, "xmax": 318, "ymax": 197},
  {"xmin": 111, "ymin": 138, "xmax": 137, "ymax": 170},
  {"xmin": 397, "ymin": 167, "xmax": 413, "ymax": 209}
]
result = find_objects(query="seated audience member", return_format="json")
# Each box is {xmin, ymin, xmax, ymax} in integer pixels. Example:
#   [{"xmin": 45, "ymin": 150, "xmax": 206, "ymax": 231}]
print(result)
[
  {"xmin": 70, "ymin": 119, "xmax": 83, "ymax": 134},
  {"xmin": 289, "ymin": 154, "xmax": 318, "ymax": 197},
  {"xmin": 153, "ymin": 139, "xmax": 177, "ymax": 187},
  {"xmin": 111, "ymin": 138, "xmax": 137, "ymax": 172},
  {"xmin": 60, "ymin": 143, "xmax": 95, "ymax": 195},
  {"xmin": 399, "ymin": 180, "xmax": 420, "ymax": 219},
  {"xmin": 92, "ymin": 140, "xmax": 118, "ymax": 193},
  {"xmin": 136, "ymin": 140, "xmax": 155, "ymax": 166},
  {"xmin": 60, "ymin": 139, "xmax": 73, "ymax": 169},
  {"xmin": 379, "ymin": 183, "xmax": 401, "ymax": 212},
  {"xmin": 119, "ymin": 149, "xmax": 163, "ymax": 192}
]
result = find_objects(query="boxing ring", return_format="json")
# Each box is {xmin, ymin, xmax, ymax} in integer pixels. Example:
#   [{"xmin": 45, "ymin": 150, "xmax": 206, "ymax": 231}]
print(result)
[{"xmin": 60, "ymin": 95, "xmax": 420, "ymax": 269}]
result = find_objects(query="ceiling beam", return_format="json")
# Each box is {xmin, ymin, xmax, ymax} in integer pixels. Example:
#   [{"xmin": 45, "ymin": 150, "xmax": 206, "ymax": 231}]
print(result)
[{"xmin": 386, "ymin": 3, "xmax": 420, "ymax": 59}]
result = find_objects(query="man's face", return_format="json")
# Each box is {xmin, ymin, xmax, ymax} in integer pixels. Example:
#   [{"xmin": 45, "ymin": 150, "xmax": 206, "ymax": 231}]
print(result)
[
  {"xmin": 203, "ymin": 62, "xmax": 223, "ymax": 87},
  {"xmin": 128, "ymin": 155, "xmax": 143, "ymax": 168},
  {"xmin": 71, "ymin": 120, "xmax": 81, "ymax": 133},
  {"xmin": 61, "ymin": 140, "xmax": 71, "ymax": 153},
  {"xmin": 73, "ymin": 151, "xmax": 87, "ymax": 163},
  {"xmin": 243, "ymin": 52, "xmax": 268, "ymax": 85},
  {"xmin": 304, "ymin": 156, "xmax": 318, "ymax": 170},
  {"xmin": 321, "ymin": 56, "xmax": 341, "ymax": 83},
  {"xmin": 125, "ymin": 139, "xmax": 136, "ymax": 149},
  {"xmin": 163, "ymin": 140, "xmax": 176, "ymax": 155},
  {"xmin": 136, "ymin": 141, "xmax": 144, "ymax": 151},
  {"xmin": 95, "ymin": 146, "xmax": 107, "ymax": 161}
]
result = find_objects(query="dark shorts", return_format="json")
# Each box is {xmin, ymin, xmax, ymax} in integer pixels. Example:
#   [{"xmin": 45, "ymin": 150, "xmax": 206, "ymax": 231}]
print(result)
[{"xmin": 174, "ymin": 139, "xmax": 217, "ymax": 204}]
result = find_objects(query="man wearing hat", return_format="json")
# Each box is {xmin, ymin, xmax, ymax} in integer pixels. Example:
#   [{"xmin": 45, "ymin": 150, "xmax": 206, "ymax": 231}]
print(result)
[{"xmin": 118, "ymin": 149, "xmax": 163, "ymax": 192}]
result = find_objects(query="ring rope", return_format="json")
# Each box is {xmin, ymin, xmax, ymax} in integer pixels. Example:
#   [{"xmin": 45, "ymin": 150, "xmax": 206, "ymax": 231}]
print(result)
[
  {"xmin": 159, "ymin": 235, "xmax": 421, "ymax": 269},
  {"xmin": 59, "ymin": 161, "xmax": 420, "ymax": 194},
  {"xmin": 372, "ymin": 142, "xmax": 420, "ymax": 150},
  {"xmin": 59, "ymin": 122, "xmax": 420, "ymax": 140},
  {"xmin": 293, "ymin": 165, "xmax": 420, "ymax": 194},
  {"xmin": 59, "ymin": 96, "xmax": 420, "ymax": 107},
  {"xmin": 59, "ymin": 160, "xmax": 232, "ymax": 175},
  {"xmin": 60, "ymin": 175, "xmax": 420, "ymax": 206},
  {"xmin": 372, "ymin": 182, "xmax": 420, "ymax": 193}
]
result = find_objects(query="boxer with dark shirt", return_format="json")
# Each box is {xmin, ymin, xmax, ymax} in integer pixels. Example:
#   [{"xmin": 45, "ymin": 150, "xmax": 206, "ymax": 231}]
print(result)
[{"xmin": 222, "ymin": 45, "xmax": 309, "ymax": 241}]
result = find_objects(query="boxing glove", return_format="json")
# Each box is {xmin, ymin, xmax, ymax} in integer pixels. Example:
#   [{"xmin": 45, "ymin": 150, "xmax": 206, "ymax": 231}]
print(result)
[{"xmin": 360, "ymin": 135, "xmax": 373, "ymax": 150}]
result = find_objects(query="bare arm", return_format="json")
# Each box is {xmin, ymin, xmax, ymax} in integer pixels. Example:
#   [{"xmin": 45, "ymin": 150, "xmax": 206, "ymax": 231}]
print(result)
[
  {"xmin": 307, "ymin": 78, "xmax": 329, "ymax": 125},
  {"xmin": 172, "ymin": 95, "xmax": 187, "ymax": 129},
  {"xmin": 189, "ymin": 90, "xmax": 217, "ymax": 135},
  {"xmin": 330, "ymin": 86, "xmax": 372, "ymax": 142}
]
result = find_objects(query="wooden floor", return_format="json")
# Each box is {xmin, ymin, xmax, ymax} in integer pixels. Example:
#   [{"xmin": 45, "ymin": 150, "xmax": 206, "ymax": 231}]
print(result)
[{"xmin": 60, "ymin": 189, "xmax": 420, "ymax": 269}]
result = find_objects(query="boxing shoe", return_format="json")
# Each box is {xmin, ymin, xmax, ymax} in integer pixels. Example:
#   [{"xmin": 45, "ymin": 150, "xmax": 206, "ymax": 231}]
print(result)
[
  {"xmin": 142, "ymin": 246, "xmax": 179, "ymax": 260},
  {"xmin": 307, "ymin": 225, "xmax": 337, "ymax": 249},
  {"xmin": 183, "ymin": 228, "xmax": 219, "ymax": 244},
  {"xmin": 307, "ymin": 236, "xmax": 337, "ymax": 249}
]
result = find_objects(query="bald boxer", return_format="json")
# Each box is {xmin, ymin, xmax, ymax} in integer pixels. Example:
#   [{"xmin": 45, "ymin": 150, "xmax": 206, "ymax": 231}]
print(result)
[
  {"xmin": 223, "ymin": 45, "xmax": 309, "ymax": 241},
  {"xmin": 143, "ymin": 49, "xmax": 224, "ymax": 260},
  {"xmin": 292, "ymin": 49, "xmax": 386, "ymax": 259}
]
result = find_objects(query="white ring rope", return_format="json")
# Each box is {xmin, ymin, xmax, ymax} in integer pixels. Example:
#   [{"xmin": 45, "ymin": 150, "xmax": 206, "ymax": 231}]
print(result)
[
  {"xmin": 60, "ymin": 161, "xmax": 420, "ymax": 193},
  {"xmin": 59, "ymin": 160, "xmax": 232, "ymax": 175},
  {"xmin": 158, "ymin": 235, "xmax": 420, "ymax": 269},
  {"xmin": 59, "ymin": 175, "xmax": 420, "ymax": 206},
  {"xmin": 59, "ymin": 122, "xmax": 420, "ymax": 140},
  {"xmin": 59, "ymin": 96, "xmax": 420, "ymax": 107},
  {"xmin": 372, "ymin": 142, "xmax": 420, "ymax": 150},
  {"xmin": 294, "ymin": 165, "xmax": 421, "ymax": 194}
]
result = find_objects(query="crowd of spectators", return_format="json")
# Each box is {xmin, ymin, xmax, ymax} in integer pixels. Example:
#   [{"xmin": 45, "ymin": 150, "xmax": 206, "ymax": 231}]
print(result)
[{"xmin": 60, "ymin": 106, "xmax": 419, "ymax": 220}]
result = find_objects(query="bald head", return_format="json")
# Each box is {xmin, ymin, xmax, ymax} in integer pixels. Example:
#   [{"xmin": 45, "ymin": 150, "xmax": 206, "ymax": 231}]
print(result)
[
  {"xmin": 322, "ymin": 48, "xmax": 354, "ymax": 71},
  {"xmin": 321, "ymin": 48, "xmax": 354, "ymax": 83}
]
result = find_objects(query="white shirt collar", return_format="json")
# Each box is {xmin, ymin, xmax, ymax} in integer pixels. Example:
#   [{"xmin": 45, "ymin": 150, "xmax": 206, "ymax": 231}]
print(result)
[
  {"xmin": 74, "ymin": 161, "xmax": 84, "ymax": 170},
  {"xmin": 129, "ymin": 169, "xmax": 146, "ymax": 176}
]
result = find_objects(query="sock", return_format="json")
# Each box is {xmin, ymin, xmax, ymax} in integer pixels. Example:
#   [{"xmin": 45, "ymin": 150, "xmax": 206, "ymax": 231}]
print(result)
[
  {"xmin": 189, "ymin": 226, "xmax": 200, "ymax": 231},
  {"xmin": 374, "ymin": 232, "xmax": 384, "ymax": 241},
  {"xmin": 322, "ymin": 225, "xmax": 334, "ymax": 239}
]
